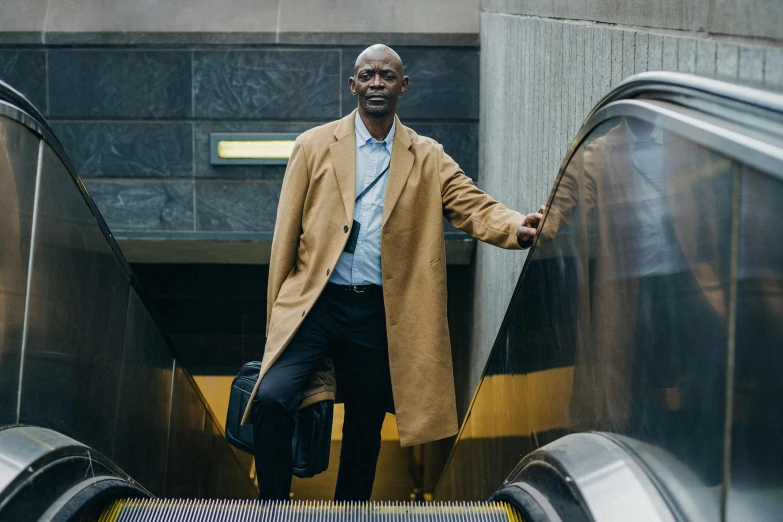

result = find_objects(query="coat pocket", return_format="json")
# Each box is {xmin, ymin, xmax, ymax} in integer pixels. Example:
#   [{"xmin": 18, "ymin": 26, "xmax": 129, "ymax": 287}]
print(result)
[{"xmin": 430, "ymin": 257, "xmax": 447, "ymax": 307}]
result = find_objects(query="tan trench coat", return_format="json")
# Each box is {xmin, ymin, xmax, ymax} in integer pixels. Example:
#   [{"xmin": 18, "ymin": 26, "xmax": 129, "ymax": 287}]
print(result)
[{"xmin": 241, "ymin": 111, "xmax": 525, "ymax": 446}]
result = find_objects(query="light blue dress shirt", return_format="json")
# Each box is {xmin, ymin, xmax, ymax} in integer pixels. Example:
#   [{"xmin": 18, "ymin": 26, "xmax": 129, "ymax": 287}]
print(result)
[{"xmin": 330, "ymin": 113, "xmax": 396, "ymax": 286}]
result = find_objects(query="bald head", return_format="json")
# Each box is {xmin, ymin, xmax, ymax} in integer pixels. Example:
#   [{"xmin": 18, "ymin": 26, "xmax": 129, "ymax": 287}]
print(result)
[
  {"xmin": 349, "ymin": 44, "xmax": 409, "ymax": 119},
  {"xmin": 354, "ymin": 44, "xmax": 404, "ymax": 75}
]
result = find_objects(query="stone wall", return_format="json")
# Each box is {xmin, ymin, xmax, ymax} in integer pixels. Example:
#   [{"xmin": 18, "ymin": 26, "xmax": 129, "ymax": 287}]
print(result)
[
  {"xmin": 482, "ymin": 0, "xmax": 783, "ymax": 41},
  {"xmin": 461, "ymin": 8, "xmax": 783, "ymax": 416},
  {"xmin": 0, "ymin": 45, "xmax": 478, "ymax": 250}
]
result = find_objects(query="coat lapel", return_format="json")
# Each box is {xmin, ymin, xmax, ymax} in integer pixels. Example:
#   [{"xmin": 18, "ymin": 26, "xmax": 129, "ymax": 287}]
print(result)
[
  {"xmin": 383, "ymin": 116, "xmax": 414, "ymax": 226},
  {"xmin": 329, "ymin": 112, "xmax": 357, "ymax": 222}
]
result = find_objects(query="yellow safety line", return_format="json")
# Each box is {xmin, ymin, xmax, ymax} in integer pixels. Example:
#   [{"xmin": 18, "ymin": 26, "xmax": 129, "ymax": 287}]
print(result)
[
  {"xmin": 96, "ymin": 499, "xmax": 123, "ymax": 522},
  {"xmin": 500, "ymin": 502, "xmax": 525, "ymax": 522}
]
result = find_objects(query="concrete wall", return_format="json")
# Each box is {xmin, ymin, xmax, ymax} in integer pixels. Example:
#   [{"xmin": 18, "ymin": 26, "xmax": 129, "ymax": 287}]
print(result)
[
  {"xmin": 0, "ymin": 0, "xmax": 480, "ymax": 45},
  {"xmin": 461, "ymin": 9, "xmax": 783, "ymax": 416},
  {"xmin": 481, "ymin": 0, "xmax": 783, "ymax": 40}
]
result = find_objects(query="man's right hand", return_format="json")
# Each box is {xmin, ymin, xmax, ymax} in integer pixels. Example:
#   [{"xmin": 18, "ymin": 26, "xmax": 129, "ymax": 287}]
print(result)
[{"xmin": 517, "ymin": 205, "xmax": 546, "ymax": 249}]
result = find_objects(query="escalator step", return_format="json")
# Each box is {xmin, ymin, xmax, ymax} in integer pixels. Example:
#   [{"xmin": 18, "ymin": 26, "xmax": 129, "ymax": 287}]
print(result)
[{"xmin": 98, "ymin": 499, "xmax": 522, "ymax": 522}]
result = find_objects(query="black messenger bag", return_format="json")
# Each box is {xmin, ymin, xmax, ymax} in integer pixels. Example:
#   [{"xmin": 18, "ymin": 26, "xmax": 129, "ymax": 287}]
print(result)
[{"xmin": 225, "ymin": 361, "xmax": 333, "ymax": 479}]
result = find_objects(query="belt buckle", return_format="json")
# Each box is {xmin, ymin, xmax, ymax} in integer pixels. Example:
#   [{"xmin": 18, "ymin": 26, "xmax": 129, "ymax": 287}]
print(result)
[{"xmin": 350, "ymin": 285, "xmax": 366, "ymax": 294}]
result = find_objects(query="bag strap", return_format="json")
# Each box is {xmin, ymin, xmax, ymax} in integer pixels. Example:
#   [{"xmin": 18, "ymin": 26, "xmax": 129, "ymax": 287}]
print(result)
[{"xmin": 355, "ymin": 163, "xmax": 390, "ymax": 203}]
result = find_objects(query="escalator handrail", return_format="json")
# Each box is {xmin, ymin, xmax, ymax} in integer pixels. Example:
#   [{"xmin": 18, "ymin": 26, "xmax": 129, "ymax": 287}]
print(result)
[
  {"xmin": 588, "ymin": 71, "xmax": 783, "ymax": 124},
  {"xmin": 0, "ymin": 80, "xmax": 244, "ymax": 479},
  {"xmin": 437, "ymin": 72, "xmax": 783, "ymax": 496}
]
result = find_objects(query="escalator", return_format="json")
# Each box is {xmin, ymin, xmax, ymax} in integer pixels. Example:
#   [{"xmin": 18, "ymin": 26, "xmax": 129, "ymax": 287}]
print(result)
[{"xmin": 0, "ymin": 72, "xmax": 781, "ymax": 522}]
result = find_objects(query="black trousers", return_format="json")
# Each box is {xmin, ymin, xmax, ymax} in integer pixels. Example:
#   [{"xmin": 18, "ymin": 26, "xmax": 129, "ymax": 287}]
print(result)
[{"xmin": 252, "ymin": 284, "xmax": 393, "ymax": 501}]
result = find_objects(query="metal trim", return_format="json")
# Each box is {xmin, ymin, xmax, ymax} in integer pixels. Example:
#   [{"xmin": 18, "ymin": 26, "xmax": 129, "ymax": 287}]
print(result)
[
  {"xmin": 589, "ymin": 71, "xmax": 783, "ymax": 124},
  {"xmin": 505, "ymin": 433, "xmax": 680, "ymax": 522},
  {"xmin": 0, "ymin": 426, "xmax": 138, "ymax": 509},
  {"xmin": 589, "ymin": 100, "xmax": 783, "ymax": 177},
  {"xmin": 16, "ymin": 139, "xmax": 44, "ymax": 424}
]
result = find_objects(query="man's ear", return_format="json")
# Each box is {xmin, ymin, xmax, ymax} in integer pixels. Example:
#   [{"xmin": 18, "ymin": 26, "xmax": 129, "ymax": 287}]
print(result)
[
  {"xmin": 400, "ymin": 76, "xmax": 409, "ymax": 95},
  {"xmin": 349, "ymin": 77, "xmax": 357, "ymax": 96}
]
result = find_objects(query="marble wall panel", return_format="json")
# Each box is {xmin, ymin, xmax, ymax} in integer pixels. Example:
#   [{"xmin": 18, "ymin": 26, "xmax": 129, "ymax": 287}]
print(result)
[
  {"xmin": 52, "ymin": 122, "xmax": 193, "ymax": 179},
  {"xmin": 407, "ymin": 122, "xmax": 478, "ymax": 179},
  {"xmin": 0, "ymin": 50, "xmax": 47, "ymax": 112},
  {"xmin": 193, "ymin": 121, "xmax": 313, "ymax": 180},
  {"xmin": 195, "ymin": 181, "xmax": 281, "ymax": 232},
  {"xmin": 340, "ymin": 47, "xmax": 480, "ymax": 120},
  {"xmin": 48, "ymin": 50, "xmax": 191, "ymax": 119},
  {"xmin": 86, "ymin": 180, "xmax": 194, "ymax": 231},
  {"xmin": 193, "ymin": 50, "xmax": 340, "ymax": 120}
]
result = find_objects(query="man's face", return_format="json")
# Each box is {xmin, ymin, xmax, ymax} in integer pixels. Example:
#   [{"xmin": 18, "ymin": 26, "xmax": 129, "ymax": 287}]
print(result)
[{"xmin": 350, "ymin": 49, "xmax": 408, "ymax": 117}]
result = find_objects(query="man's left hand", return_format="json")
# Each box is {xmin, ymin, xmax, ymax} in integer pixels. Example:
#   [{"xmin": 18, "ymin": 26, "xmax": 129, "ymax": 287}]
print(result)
[{"xmin": 517, "ymin": 205, "xmax": 545, "ymax": 249}]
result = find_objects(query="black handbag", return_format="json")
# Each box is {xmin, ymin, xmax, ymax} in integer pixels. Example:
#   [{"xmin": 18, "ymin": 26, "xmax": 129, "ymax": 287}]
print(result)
[{"xmin": 225, "ymin": 361, "xmax": 333, "ymax": 479}]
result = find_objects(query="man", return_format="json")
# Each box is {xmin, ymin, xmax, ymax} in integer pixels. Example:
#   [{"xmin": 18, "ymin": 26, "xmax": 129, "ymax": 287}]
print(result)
[{"xmin": 242, "ymin": 44, "xmax": 543, "ymax": 501}]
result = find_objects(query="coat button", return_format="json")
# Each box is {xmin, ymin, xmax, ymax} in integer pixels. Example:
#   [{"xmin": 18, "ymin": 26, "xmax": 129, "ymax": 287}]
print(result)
[
  {"xmin": 344, "ymin": 225, "xmax": 349, "ymax": 233},
  {"xmin": 326, "ymin": 269, "xmax": 331, "ymax": 276},
  {"xmin": 302, "ymin": 311, "xmax": 306, "ymax": 317}
]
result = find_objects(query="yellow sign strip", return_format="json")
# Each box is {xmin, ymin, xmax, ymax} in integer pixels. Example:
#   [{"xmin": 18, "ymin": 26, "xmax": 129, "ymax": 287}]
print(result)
[{"xmin": 217, "ymin": 140, "xmax": 296, "ymax": 159}]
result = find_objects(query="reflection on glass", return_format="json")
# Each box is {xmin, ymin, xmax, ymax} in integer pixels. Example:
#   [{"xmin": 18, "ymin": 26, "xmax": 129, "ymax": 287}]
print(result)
[
  {"xmin": 729, "ymin": 166, "xmax": 783, "ymax": 520},
  {"xmin": 436, "ymin": 114, "xmax": 780, "ymax": 521}
]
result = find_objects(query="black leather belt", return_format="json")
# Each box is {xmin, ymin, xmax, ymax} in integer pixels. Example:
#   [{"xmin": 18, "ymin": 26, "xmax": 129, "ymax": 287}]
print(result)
[{"xmin": 326, "ymin": 282, "xmax": 382, "ymax": 295}]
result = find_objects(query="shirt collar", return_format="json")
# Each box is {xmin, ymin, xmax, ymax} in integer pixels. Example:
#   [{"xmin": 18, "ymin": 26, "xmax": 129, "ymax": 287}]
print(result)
[
  {"xmin": 623, "ymin": 117, "xmax": 664, "ymax": 145},
  {"xmin": 355, "ymin": 112, "xmax": 396, "ymax": 153}
]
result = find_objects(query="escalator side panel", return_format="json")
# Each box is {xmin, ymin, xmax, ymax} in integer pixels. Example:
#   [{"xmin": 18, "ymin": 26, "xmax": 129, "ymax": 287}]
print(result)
[
  {"xmin": 0, "ymin": 116, "xmax": 40, "ymax": 425},
  {"xmin": 111, "ymin": 288, "xmax": 174, "ymax": 495},
  {"xmin": 164, "ymin": 365, "xmax": 210, "ymax": 498},
  {"xmin": 0, "ymin": 82, "xmax": 258, "ymax": 499},
  {"xmin": 18, "ymin": 141, "xmax": 131, "ymax": 454}
]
